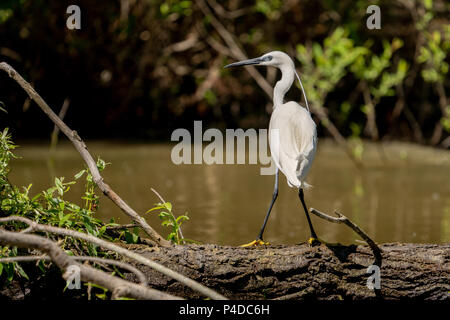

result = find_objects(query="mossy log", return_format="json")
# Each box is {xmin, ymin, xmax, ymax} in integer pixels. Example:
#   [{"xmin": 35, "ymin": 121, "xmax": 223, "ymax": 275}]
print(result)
[{"xmin": 123, "ymin": 242, "xmax": 449, "ymax": 300}]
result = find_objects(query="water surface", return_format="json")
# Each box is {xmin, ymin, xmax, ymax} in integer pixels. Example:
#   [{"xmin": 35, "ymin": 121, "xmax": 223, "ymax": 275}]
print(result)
[{"xmin": 10, "ymin": 140, "xmax": 450, "ymax": 245}]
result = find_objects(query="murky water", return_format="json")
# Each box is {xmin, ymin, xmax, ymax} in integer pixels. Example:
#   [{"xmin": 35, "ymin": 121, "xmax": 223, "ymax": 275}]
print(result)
[{"xmin": 9, "ymin": 139, "xmax": 450, "ymax": 245}]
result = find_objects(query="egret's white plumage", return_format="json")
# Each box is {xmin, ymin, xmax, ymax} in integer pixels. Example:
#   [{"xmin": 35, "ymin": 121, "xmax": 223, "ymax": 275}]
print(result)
[
  {"xmin": 259, "ymin": 51, "xmax": 317, "ymax": 189},
  {"xmin": 269, "ymin": 101, "xmax": 317, "ymax": 189},
  {"xmin": 225, "ymin": 50, "xmax": 319, "ymax": 245}
]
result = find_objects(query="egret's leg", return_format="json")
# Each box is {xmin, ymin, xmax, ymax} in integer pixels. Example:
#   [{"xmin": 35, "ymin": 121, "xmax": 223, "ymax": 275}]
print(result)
[
  {"xmin": 240, "ymin": 170, "xmax": 278, "ymax": 247},
  {"xmin": 257, "ymin": 169, "xmax": 279, "ymax": 240},
  {"xmin": 298, "ymin": 188, "xmax": 320, "ymax": 246}
]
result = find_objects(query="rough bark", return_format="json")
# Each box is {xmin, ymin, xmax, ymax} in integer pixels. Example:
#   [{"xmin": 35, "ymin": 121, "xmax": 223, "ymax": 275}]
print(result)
[
  {"xmin": 1, "ymin": 243, "xmax": 448, "ymax": 300},
  {"xmin": 123, "ymin": 243, "xmax": 449, "ymax": 300}
]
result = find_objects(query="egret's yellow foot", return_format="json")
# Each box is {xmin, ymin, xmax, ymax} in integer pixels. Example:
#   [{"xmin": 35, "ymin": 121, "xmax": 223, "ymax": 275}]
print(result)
[
  {"xmin": 308, "ymin": 237, "xmax": 322, "ymax": 246},
  {"xmin": 308, "ymin": 237, "xmax": 341, "ymax": 247},
  {"xmin": 240, "ymin": 239, "xmax": 270, "ymax": 247}
]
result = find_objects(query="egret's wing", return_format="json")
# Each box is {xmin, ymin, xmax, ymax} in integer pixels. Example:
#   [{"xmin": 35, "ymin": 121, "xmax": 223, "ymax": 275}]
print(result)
[{"xmin": 270, "ymin": 102, "xmax": 317, "ymax": 187}]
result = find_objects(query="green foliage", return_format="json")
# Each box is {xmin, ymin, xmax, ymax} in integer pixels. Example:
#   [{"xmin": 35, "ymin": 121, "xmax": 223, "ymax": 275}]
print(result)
[
  {"xmin": 418, "ymin": 29, "xmax": 450, "ymax": 83},
  {"xmin": 122, "ymin": 227, "xmax": 140, "ymax": 244},
  {"xmin": 0, "ymin": 130, "xmax": 194, "ymax": 296},
  {"xmin": 414, "ymin": 1, "xmax": 450, "ymax": 134},
  {"xmin": 0, "ymin": 128, "xmax": 17, "ymax": 185},
  {"xmin": 296, "ymin": 28, "xmax": 413, "ymax": 155},
  {"xmin": 417, "ymin": 0, "xmax": 449, "ymax": 84},
  {"xmin": 204, "ymin": 89, "xmax": 218, "ymax": 106},
  {"xmin": 442, "ymin": 106, "xmax": 450, "ymax": 133},
  {"xmin": 159, "ymin": 0, "xmax": 192, "ymax": 18},
  {"xmin": 352, "ymin": 38, "xmax": 409, "ymax": 120},
  {"xmin": 146, "ymin": 200, "xmax": 189, "ymax": 245},
  {"xmin": 296, "ymin": 28, "xmax": 367, "ymax": 109},
  {"xmin": 0, "ymin": 8, "xmax": 12, "ymax": 24},
  {"xmin": 0, "ymin": 0, "xmax": 28, "ymax": 24},
  {"xmin": 254, "ymin": 0, "xmax": 282, "ymax": 20},
  {"xmin": 0, "ymin": 129, "xmax": 115, "ymax": 284},
  {"xmin": 1, "ymin": 1, "xmax": 448, "ymax": 144}
]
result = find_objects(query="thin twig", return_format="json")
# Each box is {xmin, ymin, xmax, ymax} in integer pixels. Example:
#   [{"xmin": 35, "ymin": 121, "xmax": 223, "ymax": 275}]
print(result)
[
  {"xmin": 50, "ymin": 98, "xmax": 70, "ymax": 151},
  {"xmin": 0, "ymin": 62, "xmax": 170, "ymax": 247},
  {"xmin": 0, "ymin": 255, "xmax": 48, "ymax": 263},
  {"xmin": 150, "ymin": 188, "xmax": 184, "ymax": 241},
  {"xmin": 196, "ymin": 0, "xmax": 273, "ymax": 98},
  {"xmin": 106, "ymin": 224, "xmax": 139, "ymax": 230},
  {"xmin": 310, "ymin": 208, "xmax": 382, "ymax": 266},
  {"xmin": 361, "ymin": 81, "xmax": 379, "ymax": 140},
  {"xmin": 206, "ymin": 0, "xmax": 249, "ymax": 19}
]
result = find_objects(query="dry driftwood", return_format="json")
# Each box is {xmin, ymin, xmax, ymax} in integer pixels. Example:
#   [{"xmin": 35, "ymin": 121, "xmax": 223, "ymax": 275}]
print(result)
[
  {"xmin": 0, "ymin": 229, "xmax": 181, "ymax": 300},
  {"xmin": 0, "ymin": 216, "xmax": 227, "ymax": 300},
  {"xmin": 123, "ymin": 242, "xmax": 449, "ymax": 300}
]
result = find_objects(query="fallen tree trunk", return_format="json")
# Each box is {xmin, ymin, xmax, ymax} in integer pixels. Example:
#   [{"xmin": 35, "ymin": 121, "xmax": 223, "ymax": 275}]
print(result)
[
  {"xmin": 123, "ymin": 242, "xmax": 449, "ymax": 300},
  {"xmin": 1, "ymin": 242, "xmax": 448, "ymax": 300}
]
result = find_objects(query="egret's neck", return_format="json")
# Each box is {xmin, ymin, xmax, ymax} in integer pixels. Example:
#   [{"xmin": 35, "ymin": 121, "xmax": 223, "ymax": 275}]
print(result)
[{"xmin": 273, "ymin": 64, "xmax": 295, "ymax": 107}]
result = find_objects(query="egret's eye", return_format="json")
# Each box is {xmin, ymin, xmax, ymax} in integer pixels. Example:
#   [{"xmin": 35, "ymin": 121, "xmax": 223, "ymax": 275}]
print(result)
[{"xmin": 262, "ymin": 55, "xmax": 272, "ymax": 62}]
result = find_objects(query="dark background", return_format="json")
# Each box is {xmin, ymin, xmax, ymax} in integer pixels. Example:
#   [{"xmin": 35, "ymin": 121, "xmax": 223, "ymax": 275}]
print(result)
[{"xmin": 0, "ymin": 0, "xmax": 448, "ymax": 146}]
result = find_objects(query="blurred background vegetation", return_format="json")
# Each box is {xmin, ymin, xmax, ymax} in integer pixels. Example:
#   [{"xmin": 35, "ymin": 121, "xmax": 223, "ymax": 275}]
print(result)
[{"xmin": 0, "ymin": 0, "xmax": 449, "ymax": 153}]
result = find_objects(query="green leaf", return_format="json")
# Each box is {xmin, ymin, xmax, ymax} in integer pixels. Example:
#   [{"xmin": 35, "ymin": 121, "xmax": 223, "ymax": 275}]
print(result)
[
  {"xmin": 158, "ymin": 211, "xmax": 171, "ymax": 219},
  {"xmin": 59, "ymin": 214, "xmax": 72, "ymax": 227},
  {"xmin": 163, "ymin": 202, "xmax": 172, "ymax": 212},
  {"xmin": 38, "ymin": 260, "xmax": 45, "ymax": 273},
  {"xmin": 74, "ymin": 170, "xmax": 86, "ymax": 180},
  {"xmin": 124, "ymin": 230, "xmax": 139, "ymax": 244},
  {"xmin": 99, "ymin": 225, "xmax": 107, "ymax": 236},
  {"xmin": 145, "ymin": 205, "xmax": 164, "ymax": 213},
  {"xmin": 161, "ymin": 220, "xmax": 173, "ymax": 227},
  {"xmin": 176, "ymin": 215, "xmax": 189, "ymax": 224},
  {"xmin": 6, "ymin": 263, "xmax": 14, "ymax": 282},
  {"xmin": 15, "ymin": 263, "xmax": 29, "ymax": 280}
]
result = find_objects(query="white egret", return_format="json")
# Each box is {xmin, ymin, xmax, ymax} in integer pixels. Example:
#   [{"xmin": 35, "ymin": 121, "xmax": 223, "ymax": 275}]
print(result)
[{"xmin": 225, "ymin": 51, "xmax": 320, "ymax": 246}]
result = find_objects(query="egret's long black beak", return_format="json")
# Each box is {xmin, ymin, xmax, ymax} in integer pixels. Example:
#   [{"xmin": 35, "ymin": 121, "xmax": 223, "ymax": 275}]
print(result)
[{"xmin": 224, "ymin": 57, "xmax": 263, "ymax": 68}]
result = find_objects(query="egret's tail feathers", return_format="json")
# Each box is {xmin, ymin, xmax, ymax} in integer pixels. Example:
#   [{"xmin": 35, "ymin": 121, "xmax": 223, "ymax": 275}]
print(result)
[{"xmin": 301, "ymin": 181, "xmax": 313, "ymax": 190}]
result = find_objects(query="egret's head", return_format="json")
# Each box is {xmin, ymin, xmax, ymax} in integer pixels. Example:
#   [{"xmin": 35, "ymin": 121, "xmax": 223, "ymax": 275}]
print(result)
[{"xmin": 224, "ymin": 51, "xmax": 294, "ymax": 69}]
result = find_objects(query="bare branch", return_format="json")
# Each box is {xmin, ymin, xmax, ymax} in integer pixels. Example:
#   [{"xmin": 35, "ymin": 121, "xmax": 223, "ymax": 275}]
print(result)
[
  {"xmin": 206, "ymin": 0, "xmax": 249, "ymax": 19},
  {"xmin": 310, "ymin": 208, "xmax": 382, "ymax": 266},
  {"xmin": 0, "ymin": 216, "xmax": 227, "ymax": 300},
  {"xmin": 361, "ymin": 81, "xmax": 379, "ymax": 140},
  {"xmin": 0, "ymin": 229, "xmax": 181, "ymax": 300},
  {"xmin": 0, "ymin": 62, "xmax": 170, "ymax": 247},
  {"xmin": 163, "ymin": 32, "xmax": 199, "ymax": 55},
  {"xmin": 74, "ymin": 256, "xmax": 148, "ymax": 285},
  {"xmin": 0, "ymin": 255, "xmax": 148, "ymax": 285},
  {"xmin": 196, "ymin": 0, "xmax": 273, "ymax": 98},
  {"xmin": 106, "ymin": 224, "xmax": 139, "ymax": 230},
  {"xmin": 0, "ymin": 255, "xmax": 48, "ymax": 263},
  {"xmin": 50, "ymin": 98, "xmax": 70, "ymax": 150}
]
